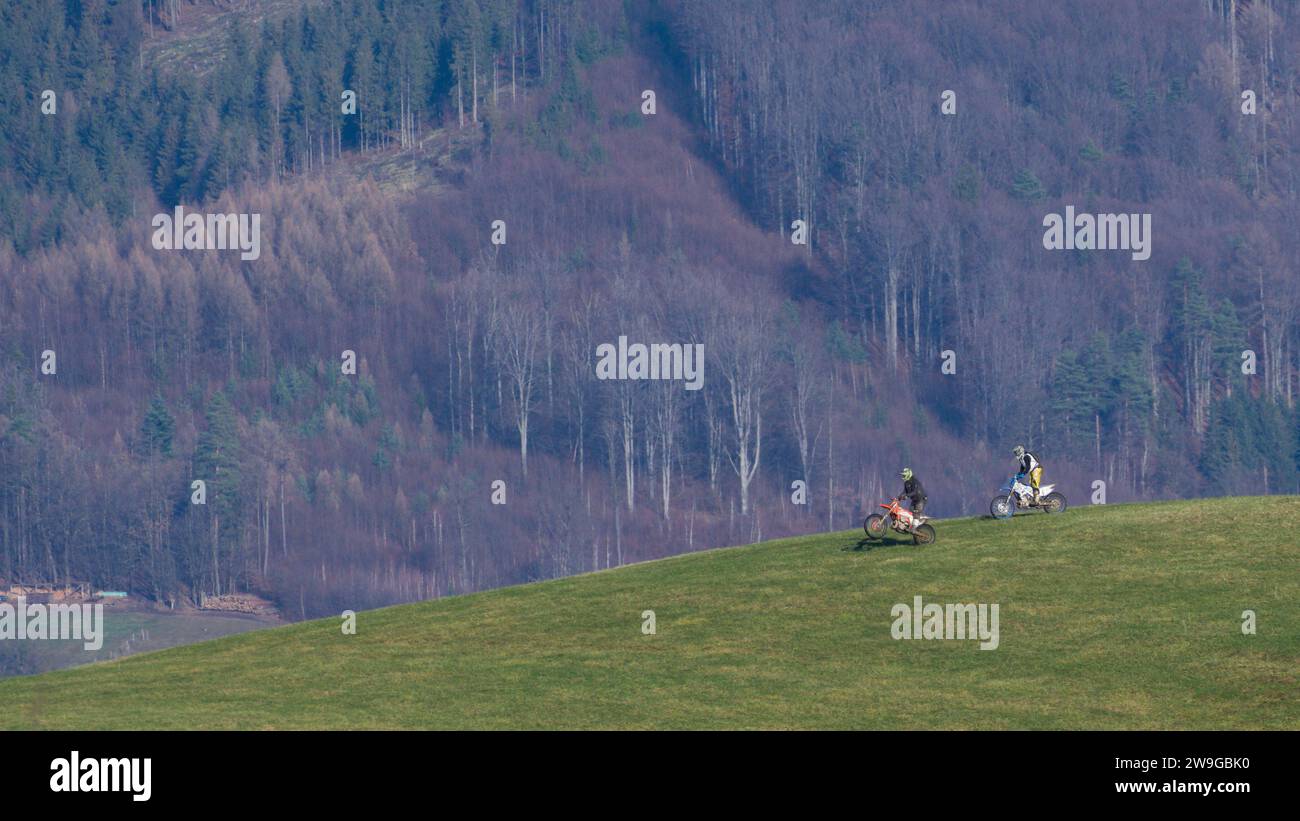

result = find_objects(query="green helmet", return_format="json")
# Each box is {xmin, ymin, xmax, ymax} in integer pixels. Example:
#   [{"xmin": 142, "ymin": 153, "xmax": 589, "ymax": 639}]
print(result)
[
  {"xmin": 1013, "ymin": 445, "xmax": 1025, "ymax": 459},
  {"xmin": 900, "ymin": 468, "xmax": 913, "ymax": 481}
]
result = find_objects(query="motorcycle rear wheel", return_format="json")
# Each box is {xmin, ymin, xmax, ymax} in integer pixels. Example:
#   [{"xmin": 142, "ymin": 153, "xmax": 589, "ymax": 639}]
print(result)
[
  {"xmin": 912, "ymin": 523, "xmax": 936, "ymax": 545},
  {"xmin": 1043, "ymin": 492, "xmax": 1067, "ymax": 513}
]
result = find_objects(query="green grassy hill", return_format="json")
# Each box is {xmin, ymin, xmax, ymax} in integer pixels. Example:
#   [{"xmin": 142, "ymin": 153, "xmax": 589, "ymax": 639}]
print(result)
[{"xmin": 2, "ymin": 498, "xmax": 1297, "ymax": 730}]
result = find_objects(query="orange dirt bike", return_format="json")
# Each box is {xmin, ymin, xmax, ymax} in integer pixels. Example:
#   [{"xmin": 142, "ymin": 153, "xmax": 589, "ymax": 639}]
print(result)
[{"xmin": 863, "ymin": 498, "xmax": 937, "ymax": 545}]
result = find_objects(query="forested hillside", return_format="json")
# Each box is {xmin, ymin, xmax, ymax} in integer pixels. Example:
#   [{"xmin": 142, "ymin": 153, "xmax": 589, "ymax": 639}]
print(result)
[{"xmin": 1, "ymin": 0, "xmax": 1297, "ymax": 618}]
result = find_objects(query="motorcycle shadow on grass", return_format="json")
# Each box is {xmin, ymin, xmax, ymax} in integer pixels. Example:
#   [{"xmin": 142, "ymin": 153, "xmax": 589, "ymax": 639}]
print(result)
[
  {"xmin": 978, "ymin": 510, "xmax": 1047, "ymax": 520},
  {"xmin": 843, "ymin": 535, "xmax": 923, "ymax": 553}
]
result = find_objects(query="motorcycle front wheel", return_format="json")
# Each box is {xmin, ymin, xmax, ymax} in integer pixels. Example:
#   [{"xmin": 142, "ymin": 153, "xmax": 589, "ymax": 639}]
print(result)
[
  {"xmin": 913, "ymin": 523, "xmax": 937, "ymax": 545},
  {"xmin": 990, "ymin": 495, "xmax": 1014, "ymax": 519},
  {"xmin": 864, "ymin": 513, "xmax": 888, "ymax": 540}
]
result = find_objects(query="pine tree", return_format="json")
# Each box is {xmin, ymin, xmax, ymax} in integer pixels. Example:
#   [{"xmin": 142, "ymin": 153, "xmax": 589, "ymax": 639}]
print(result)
[
  {"xmin": 1247, "ymin": 397, "xmax": 1297, "ymax": 494},
  {"xmin": 1108, "ymin": 328, "xmax": 1153, "ymax": 451},
  {"xmin": 1079, "ymin": 333, "xmax": 1116, "ymax": 461},
  {"xmin": 1210, "ymin": 299, "xmax": 1246, "ymax": 399},
  {"xmin": 140, "ymin": 395, "xmax": 176, "ymax": 458},
  {"xmin": 1050, "ymin": 348, "xmax": 1095, "ymax": 451},
  {"xmin": 1167, "ymin": 258, "xmax": 1214, "ymax": 432},
  {"xmin": 1199, "ymin": 398, "xmax": 1236, "ymax": 492},
  {"xmin": 1011, "ymin": 168, "xmax": 1046, "ymax": 200}
]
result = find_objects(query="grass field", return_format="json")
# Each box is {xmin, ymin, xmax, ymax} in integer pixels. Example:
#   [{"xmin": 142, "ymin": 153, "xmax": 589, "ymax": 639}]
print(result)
[{"xmin": 1, "ymin": 497, "xmax": 1296, "ymax": 729}]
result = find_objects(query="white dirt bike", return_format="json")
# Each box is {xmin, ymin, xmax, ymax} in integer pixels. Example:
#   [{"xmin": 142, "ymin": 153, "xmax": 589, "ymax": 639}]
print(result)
[{"xmin": 989, "ymin": 475, "xmax": 1066, "ymax": 519}]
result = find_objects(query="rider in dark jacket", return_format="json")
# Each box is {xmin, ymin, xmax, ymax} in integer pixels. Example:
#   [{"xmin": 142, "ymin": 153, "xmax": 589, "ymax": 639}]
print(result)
[{"xmin": 899, "ymin": 468, "xmax": 927, "ymax": 517}]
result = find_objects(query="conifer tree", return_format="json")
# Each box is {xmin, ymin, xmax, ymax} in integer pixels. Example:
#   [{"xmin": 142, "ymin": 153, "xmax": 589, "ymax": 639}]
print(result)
[{"xmin": 140, "ymin": 395, "xmax": 176, "ymax": 458}]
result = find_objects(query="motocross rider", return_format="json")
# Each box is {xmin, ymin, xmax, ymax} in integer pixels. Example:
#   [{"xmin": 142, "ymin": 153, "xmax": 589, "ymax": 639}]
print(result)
[
  {"xmin": 1013, "ymin": 445, "xmax": 1043, "ymax": 503},
  {"xmin": 899, "ymin": 468, "xmax": 927, "ymax": 523}
]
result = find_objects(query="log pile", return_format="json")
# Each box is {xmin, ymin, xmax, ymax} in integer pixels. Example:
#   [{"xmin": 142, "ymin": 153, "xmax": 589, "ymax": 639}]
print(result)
[{"xmin": 199, "ymin": 594, "xmax": 278, "ymax": 616}]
